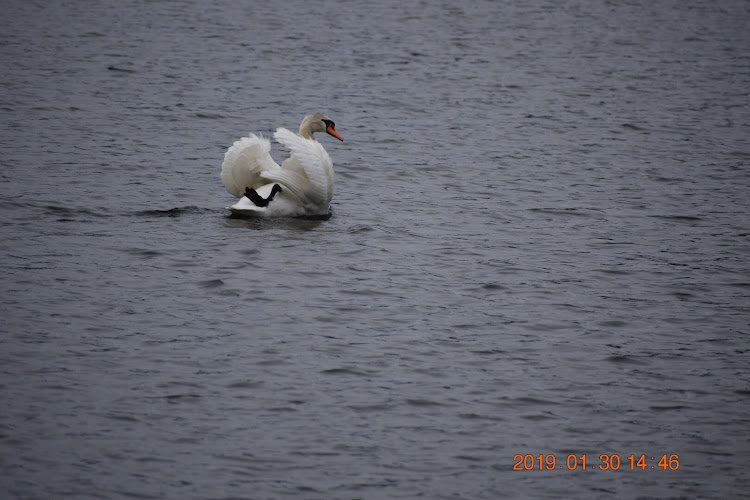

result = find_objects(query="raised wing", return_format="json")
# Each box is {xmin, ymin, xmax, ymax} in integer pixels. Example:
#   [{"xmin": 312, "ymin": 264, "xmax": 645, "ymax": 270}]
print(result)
[
  {"xmin": 272, "ymin": 127, "xmax": 335, "ymax": 208},
  {"xmin": 221, "ymin": 134, "xmax": 279, "ymax": 198},
  {"xmin": 260, "ymin": 154, "xmax": 313, "ymax": 206}
]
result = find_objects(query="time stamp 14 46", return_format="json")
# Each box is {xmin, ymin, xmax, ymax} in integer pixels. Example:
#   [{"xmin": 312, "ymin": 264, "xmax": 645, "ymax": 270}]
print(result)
[{"xmin": 513, "ymin": 454, "xmax": 680, "ymax": 471}]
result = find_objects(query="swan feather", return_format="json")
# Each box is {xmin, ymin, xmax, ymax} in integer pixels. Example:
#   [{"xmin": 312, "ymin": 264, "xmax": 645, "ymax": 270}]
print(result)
[
  {"xmin": 220, "ymin": 134, "xmax": 278, "ymax": 198},
  {"xmin": 273, "ymin": 127, "xmax": 334, "ymax": 208}
]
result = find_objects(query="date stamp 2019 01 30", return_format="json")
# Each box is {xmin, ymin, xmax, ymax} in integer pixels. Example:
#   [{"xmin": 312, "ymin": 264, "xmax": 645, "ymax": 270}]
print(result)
[{"xmin": 513, "ymin": 454, "xmax": 680, "ymax": 471}]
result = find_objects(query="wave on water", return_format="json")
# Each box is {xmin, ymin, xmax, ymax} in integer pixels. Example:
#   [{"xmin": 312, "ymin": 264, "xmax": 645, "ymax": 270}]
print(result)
[
  {"xmin": 0, "ymin": 200, "xmax": 114, "ymax": 221},
  {"xmin": 134, "ymin": 206, "xmax": 217, "ymax": 218}
]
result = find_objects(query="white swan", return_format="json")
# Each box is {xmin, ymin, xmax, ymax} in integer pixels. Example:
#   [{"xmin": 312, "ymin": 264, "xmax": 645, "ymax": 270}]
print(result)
[{"xmin": 221, "ymin": 114, "xmax": 343, "ymax": 217}]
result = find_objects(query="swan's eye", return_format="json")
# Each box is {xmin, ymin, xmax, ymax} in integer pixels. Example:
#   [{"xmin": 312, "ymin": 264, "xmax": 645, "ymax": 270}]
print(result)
[{"xmin": 322, "ymin": 119, "xmax": 335, "ymax": 129}]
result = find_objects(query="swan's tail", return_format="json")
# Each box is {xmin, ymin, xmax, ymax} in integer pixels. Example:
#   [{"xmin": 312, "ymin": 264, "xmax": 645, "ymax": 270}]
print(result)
[{"xmin": 221, "ymin": 134, "xmax": 277, "ymax": 198}]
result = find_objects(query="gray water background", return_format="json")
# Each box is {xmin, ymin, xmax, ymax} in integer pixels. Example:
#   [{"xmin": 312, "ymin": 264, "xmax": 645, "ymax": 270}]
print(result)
[{"xmin": 1, "ymin": 0, "xmax": 749, "ymax": 498}]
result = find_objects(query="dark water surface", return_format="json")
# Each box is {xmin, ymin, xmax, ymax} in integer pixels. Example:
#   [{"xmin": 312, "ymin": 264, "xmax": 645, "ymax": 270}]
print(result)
[{"xmin": 1, "ymin": 0, "xmax": 749, "ymax": 498}]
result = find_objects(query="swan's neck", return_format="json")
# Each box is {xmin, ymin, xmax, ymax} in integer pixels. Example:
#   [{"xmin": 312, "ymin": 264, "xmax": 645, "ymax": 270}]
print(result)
[{"xmin": 299, "ymin": 126, "xmax": 317, "ymax": 141}]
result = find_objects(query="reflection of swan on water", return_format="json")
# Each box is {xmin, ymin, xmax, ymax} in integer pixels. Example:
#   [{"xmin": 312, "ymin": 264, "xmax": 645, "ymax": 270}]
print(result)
[{"xmin": 221, "ymin": 114, "xmax": 343, "ymax": 217}]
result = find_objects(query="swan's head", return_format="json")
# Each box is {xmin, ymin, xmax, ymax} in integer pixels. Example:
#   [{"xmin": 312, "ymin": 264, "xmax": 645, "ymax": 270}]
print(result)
[{"xmin": 299, "ymin": 114, "xmax": 343, "ymax": 142}]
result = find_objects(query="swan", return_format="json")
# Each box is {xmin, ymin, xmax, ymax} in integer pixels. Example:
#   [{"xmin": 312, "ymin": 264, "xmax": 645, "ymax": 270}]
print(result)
[{"xmin": 221, "ymin": 114, "xmax": 343, "ymax": 217}]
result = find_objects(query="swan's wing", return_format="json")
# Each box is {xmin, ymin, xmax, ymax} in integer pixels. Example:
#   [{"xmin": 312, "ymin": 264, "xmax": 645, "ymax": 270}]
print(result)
[
  {"xmin": 260, "ymin": 155, "xmax": 312, "ymax": 206},
  {"xmin": 273, "ymin": 127, "xmax": 334, "ymax": 207},
  {"xmin": 221, "ymin": 134, "xmax": 279, "ymax": 198}
]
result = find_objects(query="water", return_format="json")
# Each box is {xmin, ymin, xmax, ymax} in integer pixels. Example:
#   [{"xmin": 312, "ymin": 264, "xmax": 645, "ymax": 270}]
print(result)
[{"xmin": 1, "ymin": 0, "xmax": 749, "ymax": 498}]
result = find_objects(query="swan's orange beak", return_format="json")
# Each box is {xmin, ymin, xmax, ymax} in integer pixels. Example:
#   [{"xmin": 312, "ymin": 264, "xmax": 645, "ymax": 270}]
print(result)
[{"xmin": 326, "ymin": 123, "xmax": 344, "ymax": 141}]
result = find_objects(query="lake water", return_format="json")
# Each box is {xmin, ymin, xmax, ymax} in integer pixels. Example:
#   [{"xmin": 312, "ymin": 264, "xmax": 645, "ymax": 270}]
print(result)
[{"xmin": 1, "ymin": 0, "xmax": 749, "ymax": 498}]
